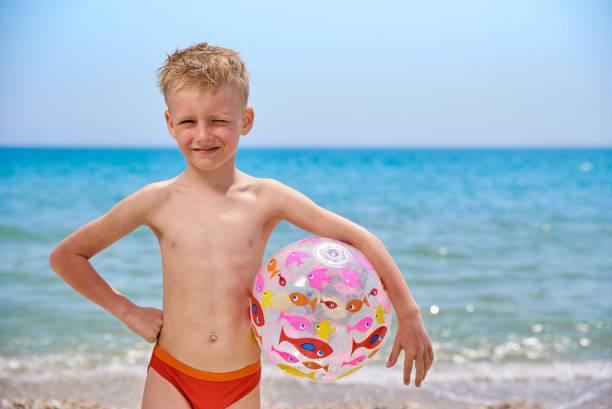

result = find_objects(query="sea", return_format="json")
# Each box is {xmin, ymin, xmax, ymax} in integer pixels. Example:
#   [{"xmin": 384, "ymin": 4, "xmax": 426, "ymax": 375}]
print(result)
[{"xmin": 1, "ymin": 147, "xmax": 611, "ymax": 408}]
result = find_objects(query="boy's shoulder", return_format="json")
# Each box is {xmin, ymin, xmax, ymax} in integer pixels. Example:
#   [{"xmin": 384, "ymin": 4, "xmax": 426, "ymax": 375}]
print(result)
[
  {"xmin": 118, "ymin": 178, "xmax": 180, "ymax": 222},
  {"xmin": 216, "ymin": 172, "xmax": 285, "ymax": 198},
  {"xmin": 243, "ymin": 175, "xmax": 289, "ymax": 199},
  {"xmin": 224, "ymin": 174, "xmax": 295, "ymax": 212},
  {"xmin": 132, "ymin": 178, "xmax": 175, "ymax": 204},
  {"xmin": 249, "ymin": 176, "xmax": 312, "ymax": 218}
]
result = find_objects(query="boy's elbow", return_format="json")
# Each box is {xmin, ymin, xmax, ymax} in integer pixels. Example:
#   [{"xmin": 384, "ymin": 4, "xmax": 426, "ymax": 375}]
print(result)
[
  {"xmin": 49, "ymin": 246, "xmax": 64, "ymax": 272},
  {"xmin": 49, "ymin": 244, "xmax": 75, "ymax": 273}
]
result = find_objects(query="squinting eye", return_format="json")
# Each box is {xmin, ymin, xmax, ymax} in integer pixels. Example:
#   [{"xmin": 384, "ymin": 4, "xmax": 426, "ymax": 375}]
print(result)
[
  {"xmin": 180, "ymin": 120, "xmax": 194, "ymax": 125},
  {"xmin": 212, "ymin": 119, "xmax": 227, "ymax": 123}
]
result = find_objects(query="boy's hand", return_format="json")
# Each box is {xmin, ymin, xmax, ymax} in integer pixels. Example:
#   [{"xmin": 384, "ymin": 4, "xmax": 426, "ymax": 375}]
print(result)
[
  {"xmin": 123, "ymin": 304, "xmax": 163, "ymax": 343},
  {"xmin": 386, "ymin": 312, "xmax": 434, "ymax": 387}
]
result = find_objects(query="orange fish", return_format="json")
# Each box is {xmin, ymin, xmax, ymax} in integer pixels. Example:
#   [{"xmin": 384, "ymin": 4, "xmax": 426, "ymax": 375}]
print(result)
[
  {"xmin": 303, "ymin": 361, "xmax": 330, "ymax": 372},
  {"xmin": 289, "ymin": 292, "xmax": 318, "ymax": 312},
  {"xmin": 346, "ymin": 295, "xmax": 369, "ymax": 313},
  {"xmin": 267, "ymin": 258, "xmax": 280, "ymax": 278}
]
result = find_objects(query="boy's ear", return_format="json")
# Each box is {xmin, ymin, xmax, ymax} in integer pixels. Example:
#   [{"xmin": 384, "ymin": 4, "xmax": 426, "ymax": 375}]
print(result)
[
  {"xmin": 164, "ymin": 110, "xmax": 177, "ymax": 140},
  {"xmin": 241, "ymin": 106, "xmax": 254, "ymax": 136}
]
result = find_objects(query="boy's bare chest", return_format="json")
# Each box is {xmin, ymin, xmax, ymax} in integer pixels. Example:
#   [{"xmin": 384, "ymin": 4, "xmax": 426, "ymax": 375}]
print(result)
[{"xmin": 149, "ymin": 187, "xmax": 275, "ymax": 271}]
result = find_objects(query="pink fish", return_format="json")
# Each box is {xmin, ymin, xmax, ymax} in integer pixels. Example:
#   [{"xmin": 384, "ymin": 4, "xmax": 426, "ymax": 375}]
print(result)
[
  {"xmin": 271, "ymin": 344, "xmax": 300, "ymax": 364},
  {"xmin": 334, "ymin": 282, "xmax": 361, "ymax": 296},
  {"xmin": 301, "ymin": 237, "xmax": 319, "ymax": 243},
  {"xmin": 285, "ymin": 251, "xmax": 309, "ymax": 268},
  {"xmin": 307, "ymin": 268, "xmax": 332, "ymax": 291},
  {"xmin": 357, "ymin": 255, "xmax": 374, "ymax": 271},
  {"xmin": 255, "ymin": 272, "xmax": 264, "ymax": 293},
  {"xmin": 341, "ymin": 268, "xmax": 362, "ymax": 288},
  {"xmin": 346, "ymin": 317, "xmax": 373, "ymax": 335},
  {"xmin": 278, "ymin": 311, "xmax": 312, "ymax": 331},
  {"xmin": 341, "ymin": 355, "xmax": 366, "ymax": 367}
]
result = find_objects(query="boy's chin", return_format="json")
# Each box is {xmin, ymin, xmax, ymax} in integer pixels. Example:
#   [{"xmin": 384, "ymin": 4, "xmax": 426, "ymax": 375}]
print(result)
[{"xmin": 187, "ymin": 157, "xmax": 235, "ymax": 173}]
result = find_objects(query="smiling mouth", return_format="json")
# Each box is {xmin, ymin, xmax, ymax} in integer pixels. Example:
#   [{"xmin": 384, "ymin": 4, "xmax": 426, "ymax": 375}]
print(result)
[{"xmin": 193, "ymin": 147, "xmax": 220, "ymax": 153}]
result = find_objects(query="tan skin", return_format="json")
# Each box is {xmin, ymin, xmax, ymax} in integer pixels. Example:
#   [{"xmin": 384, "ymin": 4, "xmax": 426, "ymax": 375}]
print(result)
[{"xmin": 49, "ymin": 84, "xmax": 433, "ymax": 409}]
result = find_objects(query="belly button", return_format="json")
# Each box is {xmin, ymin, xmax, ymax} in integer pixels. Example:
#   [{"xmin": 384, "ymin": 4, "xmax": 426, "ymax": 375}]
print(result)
[{"xmin": 210, "ymin": 334, "xmax": 218, "ymax": 342}]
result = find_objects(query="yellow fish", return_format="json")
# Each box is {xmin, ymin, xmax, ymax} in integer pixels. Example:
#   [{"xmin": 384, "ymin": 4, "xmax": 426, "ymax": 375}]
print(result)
[
  {"xmin": 277, "ymin": 364, "xmax": 317, "ymax": 380},
  {"xmin": 337, "ymin": 364, "xmax": 365, "ymax": 380},
  {"xmin": 375, "ymin": 305, "xmax": 387, "ymax": 324},
  {"xmin": 315, "ymin": 320, "xmax": 336, "ymax": 341},
  {"xmin": 262, "ymin": 291, "xmax": 274, "ymax": 311}
]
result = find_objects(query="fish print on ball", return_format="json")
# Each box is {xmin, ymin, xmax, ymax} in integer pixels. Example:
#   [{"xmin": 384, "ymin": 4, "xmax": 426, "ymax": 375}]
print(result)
[{"xmin": 250, "ymin": 237, "xmax": 393, "ymax": 382}]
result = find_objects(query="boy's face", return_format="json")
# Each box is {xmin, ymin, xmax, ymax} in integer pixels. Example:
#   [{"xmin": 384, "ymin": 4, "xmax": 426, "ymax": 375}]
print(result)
[{"xmin": 164, "ymin": 84, "xmax": 254, "ymax": 173}]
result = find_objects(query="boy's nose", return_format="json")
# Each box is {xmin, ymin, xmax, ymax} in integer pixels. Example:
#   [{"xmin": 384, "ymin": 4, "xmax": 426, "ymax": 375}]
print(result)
[{"xmin": 195, "ymin": 123, "xmax": 214, "ymax": 142}]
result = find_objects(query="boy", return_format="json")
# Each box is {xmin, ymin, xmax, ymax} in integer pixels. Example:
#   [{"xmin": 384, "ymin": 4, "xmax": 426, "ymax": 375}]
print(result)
[{"xmin": 49, "ymin": 43, "xmax": 433, "ymax": 409}]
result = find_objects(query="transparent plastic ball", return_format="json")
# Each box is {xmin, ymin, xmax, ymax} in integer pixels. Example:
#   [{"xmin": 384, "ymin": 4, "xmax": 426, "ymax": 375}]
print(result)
[{"xmin": 250, "ymin": 237, "xmax": 393, "ymax": 381}]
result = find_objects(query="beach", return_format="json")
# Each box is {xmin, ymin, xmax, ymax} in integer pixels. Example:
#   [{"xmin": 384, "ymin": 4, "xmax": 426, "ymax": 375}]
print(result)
[
  {"xmin": 0, "ymin": 398, "xmax": 545, "ymax": 409},
  {"xmin": 2, "ymin": 360, "xmax": 611, "ymax": 409},
  {"xmin": 0, "ymin": 376, "xmax": 549, "ymax": 409},
  {"xmin": 0, "ymin": 398, "xmax": 547, "ymax": 409},
  {"xmin": 1, "ymin": 148, "xmax": 611, "ymax": 409}
]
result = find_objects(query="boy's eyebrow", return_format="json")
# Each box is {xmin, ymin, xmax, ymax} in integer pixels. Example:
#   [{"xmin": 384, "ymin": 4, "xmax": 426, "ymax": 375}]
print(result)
[
  {"xmin": 177, "ymin": 111, "xmax": 233, "ymax": 119},
  {"xmin": 174, "ymin": 108, "xmax": 232, "ymax": 117}
]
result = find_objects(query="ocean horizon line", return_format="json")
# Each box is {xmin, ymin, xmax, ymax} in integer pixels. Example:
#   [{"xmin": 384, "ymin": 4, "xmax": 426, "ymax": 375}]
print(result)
[{"xmin": 1, "ymin": 144, "xmax": 611, "ymax": 150}]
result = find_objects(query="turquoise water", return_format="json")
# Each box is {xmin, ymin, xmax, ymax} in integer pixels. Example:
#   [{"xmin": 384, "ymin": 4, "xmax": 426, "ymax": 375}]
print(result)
[{"xmin": 1, "ymin": 147, "xmax": 611, "ymax": 385}]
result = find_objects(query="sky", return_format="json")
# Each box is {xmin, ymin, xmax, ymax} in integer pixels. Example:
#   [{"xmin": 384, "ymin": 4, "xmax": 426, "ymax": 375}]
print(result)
[{"xmin": 0, "ymin": 0, "xmax": 611, "ymax": 147}]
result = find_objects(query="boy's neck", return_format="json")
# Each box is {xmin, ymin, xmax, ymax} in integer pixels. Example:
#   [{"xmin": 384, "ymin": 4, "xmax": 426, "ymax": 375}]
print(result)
[{"xmin": 179, "ymin": 157, "xmax": 240, "ymax": 193}]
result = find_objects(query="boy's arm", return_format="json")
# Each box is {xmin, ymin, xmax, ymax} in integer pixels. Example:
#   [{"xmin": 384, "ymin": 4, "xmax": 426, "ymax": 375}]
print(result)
[
  {"xmin": 263, "ymin": 178, "xmax": 434, "ymax": 387},
  {"xmin": 49, "ymin": 184, "xmax": 163, "ymax": 343}
]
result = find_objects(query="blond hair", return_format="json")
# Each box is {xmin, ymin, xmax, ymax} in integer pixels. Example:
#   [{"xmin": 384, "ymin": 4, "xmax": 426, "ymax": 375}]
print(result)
[{"xmin": 157, "ymin": 42, "xmax": 249, "ymax": 105}]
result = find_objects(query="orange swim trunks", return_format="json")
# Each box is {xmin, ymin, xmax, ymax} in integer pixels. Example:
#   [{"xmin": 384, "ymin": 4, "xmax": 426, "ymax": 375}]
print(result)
[{"xmin": 147, "ymin": 343, "xmax": 261, "ymax": 409}]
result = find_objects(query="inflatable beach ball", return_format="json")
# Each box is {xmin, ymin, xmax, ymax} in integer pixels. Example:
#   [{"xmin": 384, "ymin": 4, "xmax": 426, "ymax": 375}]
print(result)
[{"xmin": 250, "ymin": 237, "xmax": 393, "ymax": 382}]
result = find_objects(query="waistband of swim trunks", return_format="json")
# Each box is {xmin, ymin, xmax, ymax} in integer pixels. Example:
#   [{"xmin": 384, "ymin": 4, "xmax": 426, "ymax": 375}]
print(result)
[{"xmin": 153, "ymin": 343, "xmax": 261, "ymax": 382}]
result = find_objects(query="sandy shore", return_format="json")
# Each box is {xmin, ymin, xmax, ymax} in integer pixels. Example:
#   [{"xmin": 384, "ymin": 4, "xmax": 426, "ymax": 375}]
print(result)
[
  {"xmin": 3, "ymin": 362, "xmax": 610, "ymax": 409},
  {"xmin": 0, "ymin": 372, "xmax": 550, "ymax": 409},
  {"xmin": 0, "ymin": 397, "xmax": 544, "ymax": 409}
]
